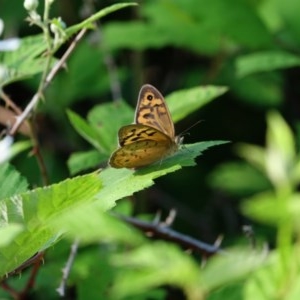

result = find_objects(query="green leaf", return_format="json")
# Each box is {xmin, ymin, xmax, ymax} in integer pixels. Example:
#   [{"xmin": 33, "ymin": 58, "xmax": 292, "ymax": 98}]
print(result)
[
  {"xmin": 68, "ymin": 150, "xmax": 107, "ymax": 175},
  {"xmin": 166, "ymin": 85, "xmax": 228, "ymax": 122},
  {"xmin": 68, "ymin": 85, "xmax": 226, "ymax": 174},
  {"xmin": 236, "ymin": 144, "xmax": 266, "ymax": 174},
  {"xmin": 241, "ymin": 191, "xmax": 281, "ymax": 226},
  {"xmin": 236, "ymin": 51, "xmax": 300, "ymax": 78},
  {"xmin": 0, "ymin": 35, "xmax": 55, "ymax": 87},
  {"xmin": 273, "ymin": 0, "xmax": 300, "ymax": 46},
  {"xmin": 51, "ymin": 205, "xmax": 144, "ymax": 246},
  {"xmin": 87, "ymin": 101, "xmax": 133, "ymax": 152},
  {"xmin": 0, "ymin": 140, "xmax": 225, "ymax": 277},
  {"xmin": 237, "ymin": 111, "xmax": 298, "ymax": 188},
  {"xmin": 266, "ymin": 111, "xmax": 296, "ymax": 186},
  {"xmin": 68, "ymin": 101, "xmax": 134, "ymax": 157},
  {"xmin": 241, "ymin": 191, "xmax": 300, "ymax": 230},
  {"xmin": 8, "ymin": 140, "xmax": 32, "ymax": 162},
  {"xmin": 0, "ymin": 163, "xmax": 28, "ymax": 199},
  {"xmin": 100, "ymin": 141, "xmax": 227, "ymax": 204},
  {"xmin": 67, "ymin": 110, "xmax": 104, "ymax": 152},
  {"xmin": 266, "ymin": 111, "xmax": 295, "ymax": 163},
  {"xmin": 111, "ymin": 242, "xmax": 203, "ymax": 299},
  {"xmin": 0, "ymin": 173, "xmax": 102, "ymax": 276},
  {"xmin": 244, "ymin": 249, "xmax": 300, "ymax": 300},
  {"xmin": 202, "ymin": 248, "xmax": 267, "ymax": 290},
  {"xmin": 209, "ymin": 162, "xmax": 272, "ymax": 197},
  {"xmin": 232, "ymin": 73, "xmax": 283, "ymax": 108},
  {"xmin": 103, "ymin": 0, "xmax": 272, "ymax": 54},
  {"xmin": 0, "ymin": 224, "xmax": 24, "ymax": 247},
  {"xmin": 65, "ymin": 3, "xmax": 138, "ymax": 37}
]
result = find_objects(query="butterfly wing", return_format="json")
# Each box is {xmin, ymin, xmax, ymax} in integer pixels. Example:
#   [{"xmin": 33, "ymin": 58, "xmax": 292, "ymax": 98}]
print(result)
[
  {"xmin": 134, "ymin": 84, "xmax": 175, "ymax": 140},
  {"xmin": 109, "ymin": 124, "xmax": 177, "ymax": 168},
  {"xmin": 109, "ymin": 139, "xmax": 177, "ymax": 168},
  {"xmin": 118, "ymin": 124, "xmax": 172, "ymax": 146}
]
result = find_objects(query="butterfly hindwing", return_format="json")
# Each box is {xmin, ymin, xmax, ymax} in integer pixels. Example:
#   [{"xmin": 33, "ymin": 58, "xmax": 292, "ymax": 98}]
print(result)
[
  {"xmin": 110, "ymin": 139, "xmax": 176, "ymax": 168},
  {"xmin": 118, "ymin": 124, "xmax": 173, "ymax": 146}
]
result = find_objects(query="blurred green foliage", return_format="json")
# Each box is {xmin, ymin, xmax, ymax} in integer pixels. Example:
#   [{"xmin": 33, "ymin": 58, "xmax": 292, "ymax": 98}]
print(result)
[{"xmin": 1, "ymin": 0, "xmax": 300, "ymax": 299}]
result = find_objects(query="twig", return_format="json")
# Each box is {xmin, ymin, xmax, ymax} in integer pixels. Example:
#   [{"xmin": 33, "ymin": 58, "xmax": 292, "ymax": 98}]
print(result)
[
  {"xmin": 56, "ymin": 239, "xmax": 80, "ymax": 297},
  {"xmin": 8, "ymin": 28, "xmax": 87, "ymax": 136},
  {"xmin": 0, "ymin": 90, "xmax": 22, "ymax": 115},
  {"xmin": 162, "ymin": 208, "xmax": 177, "ymax": 226},
  {"xmin": 5, "ymin": 252, "xmax": 44, "ymax": 278},
  {"xmin": 19, "ymin": 252, "xmax": 44, "ymax": 298},
  {"xmin": 1, "ymin": 252, "xmax": 44, "ymax": 300},
  {"xmin": 0, "ymin": 281, "xmax": 19, "ymax": 300},
  {"xmin": 29, "ymin": 121, "xmax": 50, "ymax": 185},
  {"xmin": 115, "ymin": 213, "xmax": 226, "ymax": 256}
]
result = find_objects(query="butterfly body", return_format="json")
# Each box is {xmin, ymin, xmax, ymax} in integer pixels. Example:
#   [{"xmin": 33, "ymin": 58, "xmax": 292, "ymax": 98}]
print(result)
[{"xmin": 109, "ymin": 84, "xmax": 179, "ymax": 169}]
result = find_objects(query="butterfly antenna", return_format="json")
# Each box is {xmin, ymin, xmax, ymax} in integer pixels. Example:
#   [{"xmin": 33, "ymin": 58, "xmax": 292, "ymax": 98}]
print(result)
[{"xmin": 179, "ymin": 120, "xmax": 203, "ymax": 137}]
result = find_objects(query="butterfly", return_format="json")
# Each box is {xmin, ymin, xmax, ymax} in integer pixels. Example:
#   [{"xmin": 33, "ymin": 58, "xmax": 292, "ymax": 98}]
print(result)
[{"xmin": 109, "ymin": 84, "xmax": 181, "ymax": 169}]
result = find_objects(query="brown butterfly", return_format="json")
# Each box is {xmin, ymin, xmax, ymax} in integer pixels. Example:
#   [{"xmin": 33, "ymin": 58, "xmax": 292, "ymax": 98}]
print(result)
[{"xmin": 109, "ymin": 84, "xmax": 181, "ymax": 168}]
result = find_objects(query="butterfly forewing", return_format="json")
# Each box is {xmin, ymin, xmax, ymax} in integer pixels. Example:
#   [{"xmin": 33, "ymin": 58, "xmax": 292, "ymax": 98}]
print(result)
[{"xmin": 135, "ymin": 84, "xmax": 175, "ymax": 139}]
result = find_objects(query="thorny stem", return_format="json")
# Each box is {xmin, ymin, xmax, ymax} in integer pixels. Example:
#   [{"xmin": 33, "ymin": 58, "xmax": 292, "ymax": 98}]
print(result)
[
  {"xmin": 8, "ymin": 28, "xmax": 87, "ymax": 136},
  {"xmin": 56, "ymin": 239, "xmax": 80, "ymax": 297},
  {"xmin": 0, "ymin": 90, "xmax": 22, "ymax": 115},
  {"xmin": 116, "ymin": 213, "xmax": 226, "ymax": 256}
]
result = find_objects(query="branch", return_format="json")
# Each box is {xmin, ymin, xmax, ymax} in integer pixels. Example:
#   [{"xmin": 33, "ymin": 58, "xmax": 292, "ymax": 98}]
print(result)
[
  {"xmin": 8, "ymin": 28, "xmax": 87, "ymax": 136},
  {"xmin": 5, "ymin": 251, "xmax": 44, "ymax": 278},
  {"xmin": 116, "ymin": 212, "xmax": 226, "ymax": 257},
  {"xmin": 56, "ymin": 239, "xmax": 80, "ymax": 297}
]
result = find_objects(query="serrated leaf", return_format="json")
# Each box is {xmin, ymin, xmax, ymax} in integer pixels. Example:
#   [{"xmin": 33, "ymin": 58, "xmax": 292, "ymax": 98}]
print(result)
[
  {"xmin": 0, "ymin": 140, "xmax": 225, "ymax": 277},
  {"xmin": 51, "ymin": 205, "xmax": 144, "ymax": 245},
  {"xmin": 0, "ymin": 35, "xmax": 56, "ymax": 87},
  {"xmin": 236, "ymin": 51, "xmax": 300, "ymax": 78},
  {"xmin": 0, "ymin": 163, "xmax": 28, "ymax": 199},
  {"xmin": 99, "ymin": 141, "xmax": 227, "ymax": 204},
  {"xmin": 0, "ymin": 224, "xmax": 24, "ymax": 247},
  {"xmin": 68, "ymin": 85, "xmax": 226, "ymax": 176},
  {"xmin": 0, "ymin": 173, "xmax": 102, "ymax": 276}
]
